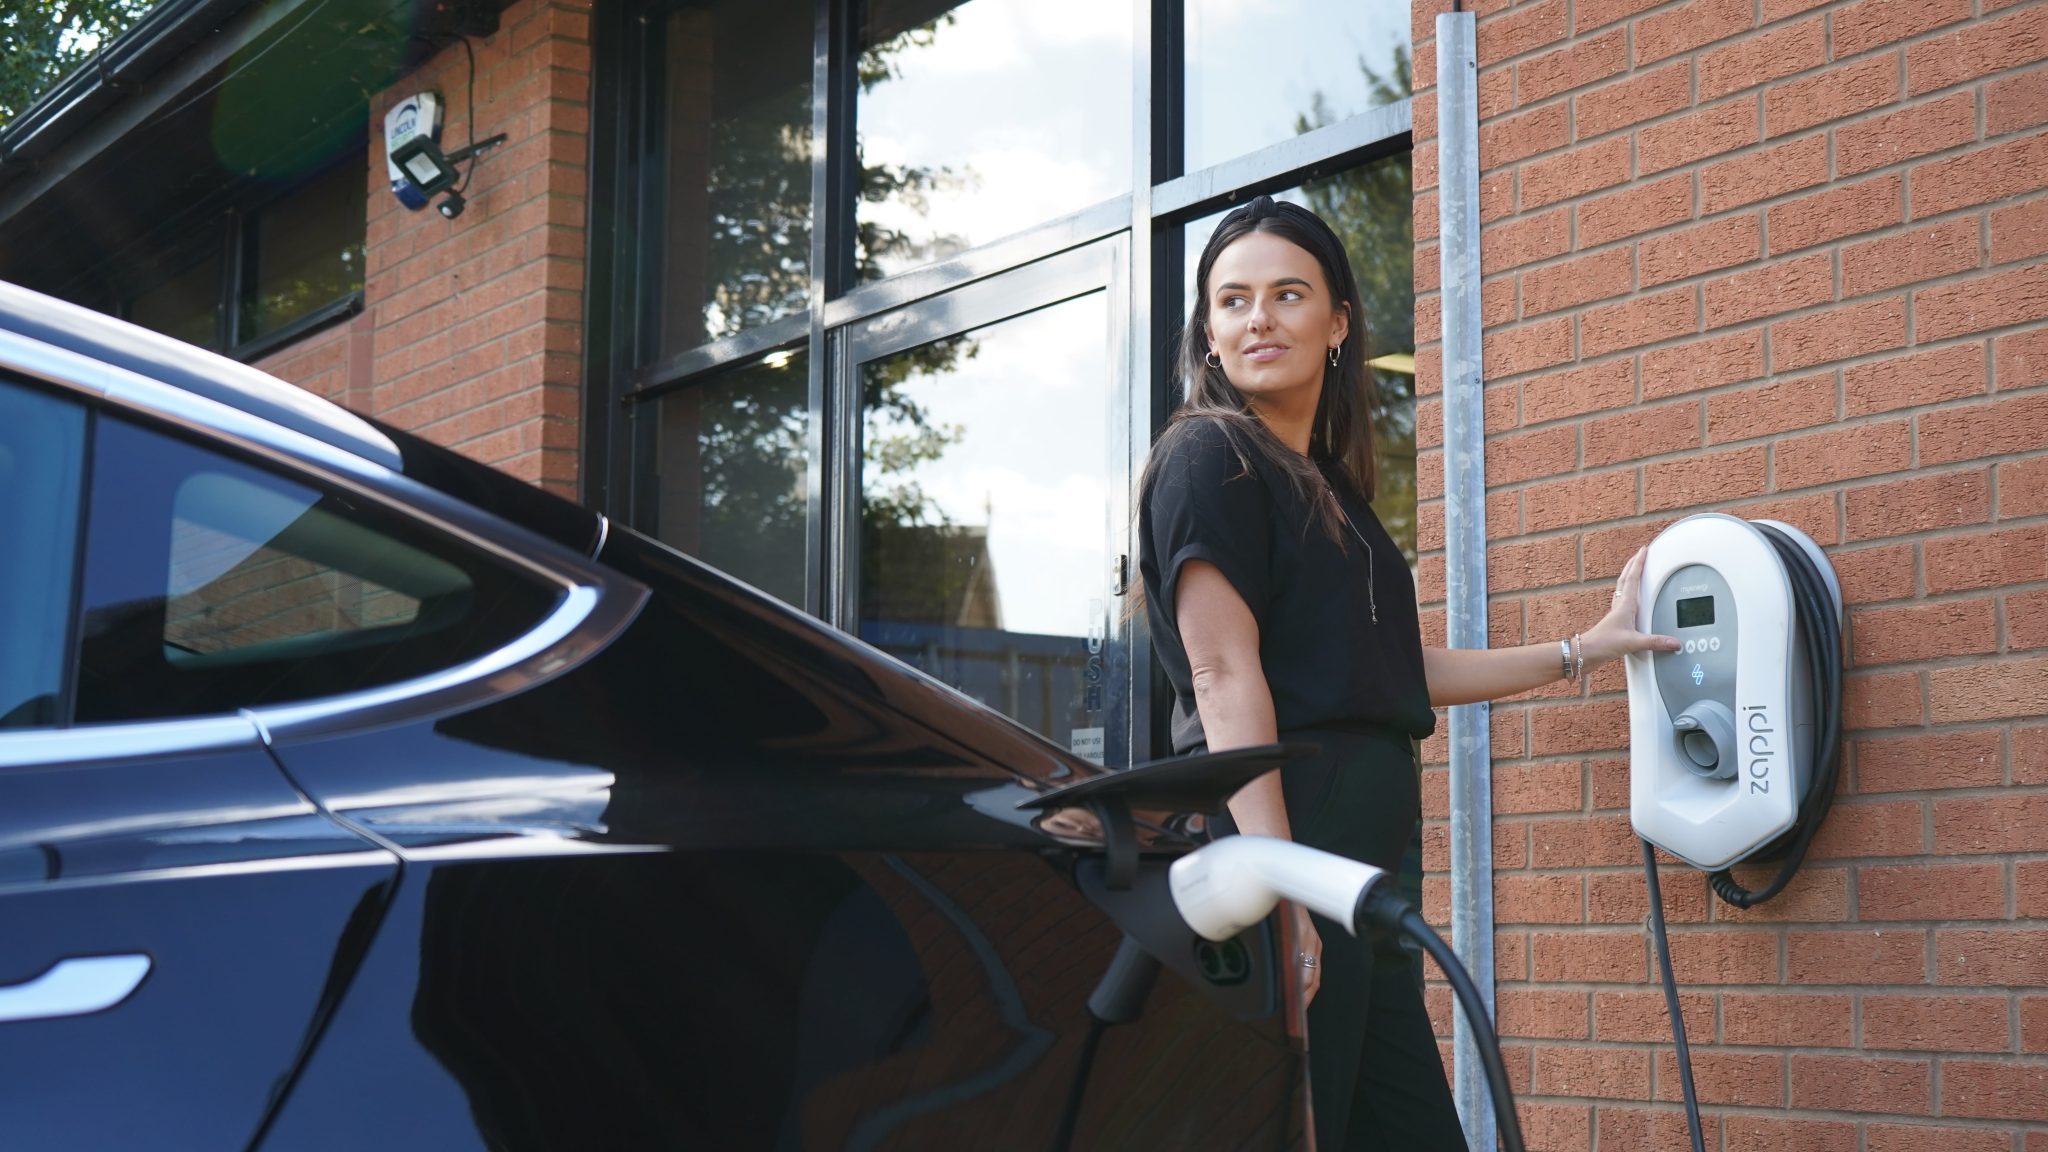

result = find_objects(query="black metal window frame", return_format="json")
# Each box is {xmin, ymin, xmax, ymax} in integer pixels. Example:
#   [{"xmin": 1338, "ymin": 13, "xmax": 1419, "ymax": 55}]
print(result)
[
  {"xmin": 583, "ymin": 0, "xmax": 1413, "ymax": 764},
  {"xmin": 106, "ymin": 158, "xmax": 367, "ymax": 365}
]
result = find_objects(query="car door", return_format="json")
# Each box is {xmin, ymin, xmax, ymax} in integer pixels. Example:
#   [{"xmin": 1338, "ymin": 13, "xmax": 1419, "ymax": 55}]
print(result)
[{"xmin": 0, "ymin": 373, "xmax": 403, "ymax": 1151}]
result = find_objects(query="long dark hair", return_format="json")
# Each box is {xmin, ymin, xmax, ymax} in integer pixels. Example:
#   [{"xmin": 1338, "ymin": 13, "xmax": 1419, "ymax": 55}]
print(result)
[{"xmin": 1127, "ymin": 196, "xmax": 1381, "ymax": 620}]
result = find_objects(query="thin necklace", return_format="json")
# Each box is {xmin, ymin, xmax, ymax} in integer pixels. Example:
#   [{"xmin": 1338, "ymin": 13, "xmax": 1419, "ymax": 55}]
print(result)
[{"xmin": 1321, "ymin": 478, "xmax": 1379, "ymax": 625}]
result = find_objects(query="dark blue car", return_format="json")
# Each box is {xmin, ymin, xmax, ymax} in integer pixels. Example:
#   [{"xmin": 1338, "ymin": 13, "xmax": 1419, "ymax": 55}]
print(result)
[{"xmin": 0, "ymin": 283, "xmax": 1306, "ymax": 1151}]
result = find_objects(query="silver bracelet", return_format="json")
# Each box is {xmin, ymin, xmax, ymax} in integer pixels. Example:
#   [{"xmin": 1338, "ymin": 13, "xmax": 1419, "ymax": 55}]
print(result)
[
  {"xmin": 1571, "ymin": 633, "xmax": 1586, "ymax": 682},
  {"xmin": 1559, "ymin": 639, "xmax": 1573, "ymax": 681}
]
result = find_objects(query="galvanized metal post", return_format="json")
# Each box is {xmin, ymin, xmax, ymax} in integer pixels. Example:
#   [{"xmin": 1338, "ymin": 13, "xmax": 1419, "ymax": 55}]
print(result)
[{"xmin": 1436, "ymin": 12, "xmax": 1496, "ymax": 1152}]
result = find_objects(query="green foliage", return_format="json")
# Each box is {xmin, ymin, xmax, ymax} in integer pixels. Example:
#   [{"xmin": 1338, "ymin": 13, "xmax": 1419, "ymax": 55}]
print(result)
[{"xmin": 0, "ymin": 0, "xmax": 156, "ymax": 127}]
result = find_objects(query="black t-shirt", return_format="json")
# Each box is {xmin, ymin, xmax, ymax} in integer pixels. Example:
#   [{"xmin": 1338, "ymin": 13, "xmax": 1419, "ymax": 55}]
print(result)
[{"xmin": 1139, "ymin": 416, "xmax": 1436, "ymax": 754}]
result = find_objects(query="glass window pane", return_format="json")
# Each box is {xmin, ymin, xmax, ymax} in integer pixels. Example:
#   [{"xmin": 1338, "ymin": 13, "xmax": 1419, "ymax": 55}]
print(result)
[
  {"xmin": 855, "ymin": 0, "xmax": 1134, "ymax": 283},
  {"xmin": 1178, "ymin": 156, "xmax": 1416, "ymax": 565},
  {"xmin": 857, "ymin": 292, "xmax": 1112, "ymax": 755},
  {"xmin": 128, "ymin": 248, "xmax": 222, "ymax": 350},
  {"xmin": 1184, "ymin": 0, "xmax": 1412, "ymax": 173},
  {"xmin": 657, "ymin": 0, "xmax": 814, "ymax": 356},
  {"xmin": 242, "ymin": 162, "xmax": 367, "ymax": 342},
  {"xmin": 75, "ymin": 418, "xmax": 560, "ymax": 723},
  {"xmin": 638, "ymin": 349, "xmax": 810, "ymax": 607},
  {"xmin": 0, "ymin": 381, "xmax": 85, "ymax": 728}
]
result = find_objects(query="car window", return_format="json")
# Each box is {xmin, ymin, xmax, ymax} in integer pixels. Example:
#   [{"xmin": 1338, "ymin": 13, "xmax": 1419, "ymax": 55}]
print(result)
[
  {"xmin": 74, "ymin": 415, "xmax": 562, "ymax": 723},
  {"xmin": 0, "ymin": 379, "xmax": 86, "ymax": 729}
]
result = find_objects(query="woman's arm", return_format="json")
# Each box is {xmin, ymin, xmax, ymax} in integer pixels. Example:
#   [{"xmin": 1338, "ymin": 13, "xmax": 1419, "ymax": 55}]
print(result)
[
  {"xmin": 1175, "ymin": 559, "xmax": 1287, "ymax": 838},
  {"xmin": 1423, "ymin": 547, "xmax": 1682, "ymax": 708}
]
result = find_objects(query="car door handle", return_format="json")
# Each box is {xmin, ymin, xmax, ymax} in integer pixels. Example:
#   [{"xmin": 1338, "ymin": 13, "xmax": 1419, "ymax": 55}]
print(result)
[{"xmin": 0, "ymin": 955, "xmax": 151, "ymax": 1023}]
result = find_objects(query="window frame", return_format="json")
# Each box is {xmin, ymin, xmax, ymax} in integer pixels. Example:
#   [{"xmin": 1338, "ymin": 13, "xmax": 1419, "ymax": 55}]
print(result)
[{"xmin": 587, "ymin": 0, "xmax": 1416, "ymax": 765}]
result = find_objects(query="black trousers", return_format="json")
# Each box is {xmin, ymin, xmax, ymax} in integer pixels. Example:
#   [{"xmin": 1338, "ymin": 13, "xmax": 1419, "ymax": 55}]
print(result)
[{"xmin": 1210, "ymin": 726, "xmax": 1468, "ymax": 1152}]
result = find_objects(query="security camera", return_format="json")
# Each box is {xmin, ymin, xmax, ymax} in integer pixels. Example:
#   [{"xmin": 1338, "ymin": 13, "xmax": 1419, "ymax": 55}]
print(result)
[
  {"xmin": 1167, "ymin": 835, "xmax": 1387, "ymax": 942},
  {"xmin": 437, "ymin": 191, "xmax": 466, "ymax": 219}
]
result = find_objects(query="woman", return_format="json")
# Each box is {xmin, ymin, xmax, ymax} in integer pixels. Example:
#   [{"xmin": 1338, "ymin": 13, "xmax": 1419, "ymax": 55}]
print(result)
[{"xmin": 1136, "ymin": 196, "xmax": 1678, "ymax": 1150}]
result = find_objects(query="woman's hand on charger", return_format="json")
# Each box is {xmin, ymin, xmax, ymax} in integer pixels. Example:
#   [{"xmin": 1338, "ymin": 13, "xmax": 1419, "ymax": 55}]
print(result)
[{"xmin": 1578, "ymin": 546, "xmax": 1684, "ymax": 669}]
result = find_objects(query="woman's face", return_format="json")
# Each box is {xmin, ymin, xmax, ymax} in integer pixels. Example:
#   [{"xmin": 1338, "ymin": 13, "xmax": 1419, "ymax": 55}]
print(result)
[{"xmin": 1204, "ymin": 230, "xmax": 1349, "ymax": 408}]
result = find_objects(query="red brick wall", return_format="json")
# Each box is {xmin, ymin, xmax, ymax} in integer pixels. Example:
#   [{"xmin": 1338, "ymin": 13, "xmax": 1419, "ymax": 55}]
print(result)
[
  {"xmin": 336, "ymin": 0, "xmax": 594, "ymax": 498},
  {"xmin": 1410, "ymin": 0, "xmax": 2047, "ymax": 1145}
]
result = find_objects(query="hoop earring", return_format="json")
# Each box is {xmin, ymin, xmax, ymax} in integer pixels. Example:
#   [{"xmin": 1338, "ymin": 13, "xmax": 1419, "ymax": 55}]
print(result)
[
  {"xmin": 1206, "ymin": 351, "xmax": 1222, "ymax": 369},
  {"xmin": 1327, "ymin": 344, "xmax": 1342, "ymax": 368}
]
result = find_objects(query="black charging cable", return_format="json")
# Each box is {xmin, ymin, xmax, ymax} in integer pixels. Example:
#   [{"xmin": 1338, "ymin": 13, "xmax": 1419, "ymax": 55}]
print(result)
[
  {"xmin": 1643, "ymin": 522, "xmax": 1844, "ymax": 1152},
  {"xmin": 1356, "ymin": 885, "xmax": 1527, "ymax": 1152}
]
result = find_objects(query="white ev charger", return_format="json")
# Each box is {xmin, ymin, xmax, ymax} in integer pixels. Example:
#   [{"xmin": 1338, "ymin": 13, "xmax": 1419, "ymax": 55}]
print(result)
[{"xmin": 1627, "ymin": 514, "xmax": 1845, "ymax": 873}]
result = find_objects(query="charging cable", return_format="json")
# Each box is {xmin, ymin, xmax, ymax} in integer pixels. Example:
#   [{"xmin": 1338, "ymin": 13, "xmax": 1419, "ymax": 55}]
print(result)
[{"xmin": 1170, "ymin": 836, "xmax": 1527, "ymax": 1152}]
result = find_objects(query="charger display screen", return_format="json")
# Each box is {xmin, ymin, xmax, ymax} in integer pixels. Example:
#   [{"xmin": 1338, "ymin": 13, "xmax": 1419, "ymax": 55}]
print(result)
[{"xmin": 1676, "ymin": 595, "xmax": 1715, "ymax": 629}]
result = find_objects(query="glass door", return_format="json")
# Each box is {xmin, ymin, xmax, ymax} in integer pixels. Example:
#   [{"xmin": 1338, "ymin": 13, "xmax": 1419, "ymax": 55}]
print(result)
[{"xmin": 835, "ymin": 238, "xmax": 1130, "ymax": 766}]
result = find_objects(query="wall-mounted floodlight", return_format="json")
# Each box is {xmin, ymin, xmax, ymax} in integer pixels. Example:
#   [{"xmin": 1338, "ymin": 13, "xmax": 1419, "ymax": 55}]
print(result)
[{"xmin": 390, "ymin": 131, "xmax": 507, "ymax": 220}]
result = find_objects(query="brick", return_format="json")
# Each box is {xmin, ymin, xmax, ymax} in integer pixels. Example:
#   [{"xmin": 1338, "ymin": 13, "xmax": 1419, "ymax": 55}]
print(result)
[
  {"xmin": 1811, "ymin": 798, "xmax": 1927, "ymax": 857},
  {"xmin": 1939, "ymin": 792, "xmax": 2048, "ymax": 857},
  {"xmin": 1475, "ymin": 0, "xmax": 1569, "ymax": 66},
  {"xmin": 1788, "ymin": 928, "xmax": 1927, "ymax": 983},
  {"xmin": 1641, "ymin": 215, "xmax": 1762, "ymax": 288},
  {"xmin": 1832, "ymin": 541, "xmax": 1917, "ymax": 605},
  {"xmin": 1484, "ymin": 316, "xmax": 1575, "ymax": 378},
  {"xmin": 1699, "ymin": 15, "xmax": 1826, "ymax": 102},
  {"xmin": 1532, "ymin": 1045, "xmax": 1651, "ymax": 1100},
  {"xmin": 1704, "ymin": 253, "xmax": 1833, "ymax": 328},
  {"xmin": 1479, "ymin": 103, "xmax": 1571, "ymax": 168},
  {"xmin": 1906, "ymin": 3, "xmax": 2048, "ymax": 97},
  {"xmin": 1725, "ymin": 1117, "xmax": 1856, "ymax": 1152},
  {"xmin": 1645, "ymin": 444, "xmax": 1768, "ymax": 510},
  {"xmin": 1921, "ymin": 391, "xmax": 2048, "ymax": 465},
  {"xmin": 1496, "ymin": 873, "xmax": 1585, "ymax": 926},
  {"xmin": 1572, "ymin": 0, "xmax": 1664, "ymax": 33},
  {"xmin": 1845, "ymin": 469, "xmax": 1991, "ymax": 541},
  {"xmin": 1941, "ymin": 1060, "xmax": 2048, "ymax": 1123},
  {"xmin": 1644, "ymin": 330, "xmax": 1766, "ymax": 398},
  {"xmin": 1713, "ymin": 864, "xmax": 1851, "ymax": 922},
  {"xmin": 2030, "ymin": 995, "xmax": 2048, "ymax": 1052},
  {"xmin": 1581, "ymin": 286, "xmax": 1697, "ymax": 357},
  {"xmin": 1522, "ymin": 359, "xmax": 1635, "ymax": 424},
  {"xmin": 1522, "ymin": 139, "xmax": 1634, "ymax": 215},
  {"xmin": 1721, "ymin": 992, "xmax": 1854, "ymax": 1047},
  {"xmin": 1523, "ymin": 470, "xmax": 1637, "ymax": 532},
  {"xmin": 1488, "ymin": 424, "xmax": 1579, "ymax": 485},
  {"xmin": 1939, "ymin": 928, "xmax": 2048, "ymax": 986},
  {"xmin": 1641, "ymin": 98, "xmax": 1763, "ymax": 175},
  {"xmin": 1864, "ymin": 994, "xmax": 2011, "ymax": 1053},
  {"xmin": 1833, "ymin": 0, "xmax": 1972, "ymax": 57},
  {"xmin": 1593, "ymin": 990, "xmax": 1714, "ymax": 1044},
  {"xmin": 1705, "ymin": 371, "xmax": 1836, "ymax": 443},
  {"xmin": 1844, "ymin": 341, "xmax": 1988, "ymax": 414},
  {"xmin": 1926, "ymin": 523, "xmax": 2048, "ymax": 592},
  {"xmin": 1767, "ymin": 52, "xmax": 1901, "ymax": 138},
  {"xmin": 1728, "ymin": 489, "xmax": 1839, "ymax": 543},
  {"xmin": 1576, "ymin": 178, "xmax": 1693, "ymax": 254},
  {"xmin": 1530, "ymin": 811, "xmax": 1644, "ymax": 868},
  {"xmin": 1989, "ymin": 67, "xmax": 2048, "ymax": 136},
  {"xmin": 1516, "ymin": 29, "xmax": 1628, "ymax": 105},
  {"xmin": 1492, "ymin": 758, "xmax": 1585, "ymax": 814},
  {"xmin": 1635, "ymin": 0, "xmax": 1752, "ymax": 67},
  {"xmin": 1912, "ymin": 133, "xmax": 2048, "ymax": 219},
  {"xmin": 1488, "ymin": 535, "xmax": 1582, "ymax": 593},
  {"xmin": 2015, "ymin": 588, "xmax": 2048, "ymax": 651},
  {"xmin": 1521, "ymin": 245, "xmax": 1634, "ymax": 316},
  {"xmin": 1584, "ymin": 402, "xmax": 1701, "ymax": 466},
  {"xmin": 1775, "ymin": 420, "xmax": 1911, "ymax": 492},
  {"xmin": 1514, "ymin": 1102, "xmax": 1590, "ymax": 1150},
  {"xmin": 1587, "ymin": 867, "xmax": 1710, "ymax": 924},
  {"xmin": 1528, "ymin": 697, "xmax": 1629, "ymax": 755},
  {"xmin": 1855, "ymin": 728, "xmax": 2004, "ymax": 792},
  {"xmin": 1700, "ymin": 132, "xmax": 1830, "ymax": 214},
  {"xmin": 1790, "ymin": 1053, "xmax": 1932, "ymax": 1114},
  {"xmin": 1597, "ymin": 1108, "xmax": 1725, "ymax": 1149},
  {"xmin": 2018, "ymin": 726, "xmax": 2048, "ymax": 785},
  {"xmin": 1495, "ymin": 987, "xmax": 1589, "ymax": 1040},
  {"xmin": 1853, "ymin": 597, "xmax": 1999, "ymax": 664},
  {"xmin": 1836, "ymin": 91, "xmax": 1981, "ymax": 179},
  {"xmin": 1768, "ymin": 174, "xmax": 1905, "ymax": 254},
  {"xmin": 2001, "ymin": 456, "xmax": 2048, "ymax": 518},
  {"xmin": 1919, "ymin": 262, "xmax": 2048, "ymax": 344},
  {"xmin": 1771, "ymin": 296, "xmax": 1909, "ymax": 373},
  {"xmin": 1862, "ymin": 862, "xmax": 2007, "ymax": 920},
  {"xmin": 1583, "ymin": 519, "xmax": 1673, "ymax": 579},
  {"xmin": 1651, "ymin": 1049, "xmax": 1787, "ymax": 1108},
  {"xmin": 1665, "ymin": 929, "xmax": 1780, "ymax": 984},
  {"xmin": 1930, "ymin": 657, "xmax": 2048, "ymax": 722},
  {"xmin": 1574, "ymin": 61, "xmax": 1692, "ymax": 139},
  {"xmin": 1531, "ymin": 930, "xmax": 1646, "ymax": 982},
  {"xmin": 1993, "ymin": 195, "xmax": 2048, "ymax": 265},
  {"xmin": 1867, "ymin": 1123, "xmax": 2020, "ymax": 1152}
]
